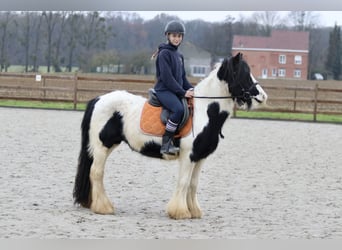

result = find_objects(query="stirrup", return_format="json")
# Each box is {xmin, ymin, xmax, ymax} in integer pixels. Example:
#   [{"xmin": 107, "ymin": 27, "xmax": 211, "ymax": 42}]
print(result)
[
  {"xmin": 160, "ymin": 140, "xmax": 179, "ymax": 155},
  {"xmin": 161, "ymin": 146, "xmax": 179, "ymax": 155}
]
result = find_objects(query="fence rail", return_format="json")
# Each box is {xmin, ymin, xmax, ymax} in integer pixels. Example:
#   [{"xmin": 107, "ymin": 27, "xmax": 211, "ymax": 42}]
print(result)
[{"xmin": 0, "ymin": 72, "xmax": 341, "ymax": 121}]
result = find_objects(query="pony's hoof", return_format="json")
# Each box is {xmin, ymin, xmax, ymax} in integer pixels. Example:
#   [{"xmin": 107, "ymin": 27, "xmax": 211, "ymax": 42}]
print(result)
[
  {"xmin": 190, "ymin": 209, "xmax": 202, "ymax": 219},
  {"xmin": 91, "ymin": 201, "xmax": 115, "ymax": 215},
  {"xmin": 167, "ymin": 208, "xmax": 192, "ymax": 220}
]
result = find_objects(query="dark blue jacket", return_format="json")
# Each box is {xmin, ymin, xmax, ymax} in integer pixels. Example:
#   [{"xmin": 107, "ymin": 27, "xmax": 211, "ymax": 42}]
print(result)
[{"xmin": 154, "ymin": 43, "xmax": 193, "ymax": 97}]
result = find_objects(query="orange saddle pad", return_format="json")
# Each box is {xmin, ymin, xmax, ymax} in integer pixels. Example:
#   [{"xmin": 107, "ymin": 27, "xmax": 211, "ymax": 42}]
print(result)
[{"xmin": 140, "ymin": 102, "xmax": 192, "ymax": 138}]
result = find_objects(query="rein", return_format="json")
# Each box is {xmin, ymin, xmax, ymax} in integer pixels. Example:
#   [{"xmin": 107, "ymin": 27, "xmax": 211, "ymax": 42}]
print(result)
[
  {"xmin": 193, "ymin": 95, "xmax": 233, "ymax": 99},
  {"xmin": 192, "ymin": 82, "xmax": 260, "ymax": 102}
]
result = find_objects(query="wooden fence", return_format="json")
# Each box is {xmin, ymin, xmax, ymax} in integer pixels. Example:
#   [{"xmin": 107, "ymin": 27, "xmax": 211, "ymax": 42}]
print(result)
[
  {"xmin": 0, "ymin": 72, "xmax": 342, "ymax": 122},
  {"xmin": 249, "ymin": 84, "xmax": 342, "ymax": 121}
]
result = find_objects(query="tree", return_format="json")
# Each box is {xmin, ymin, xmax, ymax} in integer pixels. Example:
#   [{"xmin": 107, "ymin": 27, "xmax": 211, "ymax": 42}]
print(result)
[
  {"xmin": 32, "ymin": 13, "xmax": 43, "ymax": 72},
  {"xmin": 287, "ymin": 11, "xmax": 319, "ymax": 31},
  {"xmin": 65, "ymin": 12, "xmax": 81, "ymax": 72},
  {"xmin": 42, "ymin": 11, "xmax": 59, "ymax": 72},
  {"xmin": 326, "ymin": 24, "xmax": 341, "ymax": 80},
  {"xmin": 0, "ymin": 12, "xmax": 16, "ymax": 72},
  {"xmin": 128, "ymin": 50, "xmax": 152, "ymax": 74},
  {"xmin": 78, "ymin": 12, "xmax": 112, "ymax": 72},
  {"xmin": 89, "ymin": 49, "xmax": 119, "ymax": 72},
  {"xmin": 52, "ymin": 12, "xmax": 67, "ymax": 72},
  {"xmin": 19, "ymin": 12, "xmax": 31, "ymax": 72},
  {"xmin": 17, "ymin": 12, "xmax": 43, "ymax": 72},
  {"xmin": 308, "ymin": 27, "xmax": 331, "ymax": 79},
  {"xmin": 251, "ymin": 11, "xmax": 280, "ymax": 36}
]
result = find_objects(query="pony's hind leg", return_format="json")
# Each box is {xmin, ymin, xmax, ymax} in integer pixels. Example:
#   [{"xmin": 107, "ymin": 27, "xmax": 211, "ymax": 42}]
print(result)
[
  {"xmin": 89, "ymin": 146, "xmax": 115, "ymax": 214},
  {"xmin": 186, "ymin": 161, "xmax": 203, "ymax": 219},
  {"xmin": 90, "ymin": 110, "xmax": 124, "ymax": 214}
]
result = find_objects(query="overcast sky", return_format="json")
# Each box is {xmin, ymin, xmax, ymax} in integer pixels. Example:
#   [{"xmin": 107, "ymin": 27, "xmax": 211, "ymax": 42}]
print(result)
[{"xmin": 127, "ymin": 11, "xmax": 342, "ymax": 27}]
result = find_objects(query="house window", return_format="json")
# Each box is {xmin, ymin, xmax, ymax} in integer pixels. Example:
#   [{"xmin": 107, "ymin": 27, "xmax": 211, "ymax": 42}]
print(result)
[
  {"xmin": 294, "ymin": 69, "xmax": 301, "ymax": 78},
  {"xmin": 262, "ymin": 68, "xmax": 268, "ymax": 78},
  {"xmin": 279, "ymin": 55, "xmax": 286, "ymax": 64},
  {"xmin": 272, "ymin": 68, "xmax": 277, "ymax": 77},
  {"xmin": 294, "ymin": 55, "xmax": 302, "ymax": 64},
  {"xmin": 278, "ymin": 68, "xmax": 286, "ymax": 77},
  {"xmin": 192, "ymin": 66, "xmax": 206, "ymax": 77}
]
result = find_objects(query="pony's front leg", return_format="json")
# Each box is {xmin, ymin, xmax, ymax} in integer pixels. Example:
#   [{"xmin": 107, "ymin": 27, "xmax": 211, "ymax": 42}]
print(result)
[
  {"xmin": 186, "ymin": 160, "xmax": 204, "ymax": 219},
  {"xmin": 167, "ymin": 152, "xmax": 194, "ymax": 220},
  {"xmin": 89, "ymin": 147, "xmax": 115, "ymax": 215}
]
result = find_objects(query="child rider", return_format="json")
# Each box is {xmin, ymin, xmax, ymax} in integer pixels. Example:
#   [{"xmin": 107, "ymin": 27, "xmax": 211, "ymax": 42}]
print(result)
[{"xmin": 153, "ymin": 20, "xmax": 194, "ymax": 155}]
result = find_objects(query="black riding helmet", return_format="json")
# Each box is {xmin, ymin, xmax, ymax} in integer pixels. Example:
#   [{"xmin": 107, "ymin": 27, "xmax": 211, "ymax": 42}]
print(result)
[{"xmin": 164, "ymin": 20, "xmax": 186, "ymax": 36}]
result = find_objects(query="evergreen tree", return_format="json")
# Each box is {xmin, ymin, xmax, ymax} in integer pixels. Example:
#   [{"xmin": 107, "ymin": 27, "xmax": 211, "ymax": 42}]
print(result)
[{"xmin": 326, "ymin": 24, "xmax": 341, "ymax": 80}]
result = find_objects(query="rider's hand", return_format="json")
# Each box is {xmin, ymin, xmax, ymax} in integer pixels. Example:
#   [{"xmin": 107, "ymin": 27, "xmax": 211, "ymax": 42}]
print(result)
[{"xmin": 185, "ymin": 89, "xmax": 194, "ymax": 98}]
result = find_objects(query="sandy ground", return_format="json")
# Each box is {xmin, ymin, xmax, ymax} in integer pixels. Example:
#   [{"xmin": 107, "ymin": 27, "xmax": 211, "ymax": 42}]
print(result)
[{"xmin": 1, "ymin": 107, "xmax": 342, "ymax": 239}]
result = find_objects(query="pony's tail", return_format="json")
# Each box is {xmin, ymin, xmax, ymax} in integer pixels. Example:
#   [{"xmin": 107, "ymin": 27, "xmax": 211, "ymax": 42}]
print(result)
[{"xmin": 73, "ymin": 97, "xmax": 99, "ymax": 207}]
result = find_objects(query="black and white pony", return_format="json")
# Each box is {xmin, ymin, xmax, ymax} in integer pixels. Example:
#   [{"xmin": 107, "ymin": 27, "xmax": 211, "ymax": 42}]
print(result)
[{"xmin": 73, "ymin": 53, "xmax": 267, "ymax": 220}]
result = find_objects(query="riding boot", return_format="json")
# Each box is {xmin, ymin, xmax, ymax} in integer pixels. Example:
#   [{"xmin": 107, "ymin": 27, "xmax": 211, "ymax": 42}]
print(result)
[{"xmin": 160, "ymin": 130, "xmax": 179, "ymax": 155}]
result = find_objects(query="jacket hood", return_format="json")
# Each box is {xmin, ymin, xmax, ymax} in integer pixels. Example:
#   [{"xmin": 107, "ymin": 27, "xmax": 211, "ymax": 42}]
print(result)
[{"xmin": 158, "ymin": 42, "xmax": 178, "ymax": 51}]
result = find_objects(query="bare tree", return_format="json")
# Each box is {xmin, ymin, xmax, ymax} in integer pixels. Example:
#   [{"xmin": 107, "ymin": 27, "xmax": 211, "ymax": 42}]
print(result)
[
  {"xmin": 42, "ymin": 11, "xmax": 59, "ymax": 72},
  {"xmin": 20, "ymin": 12, "xmax": 31, "ymax": 72},
  {"xmin": 65, "ymin": 12, "xmax": 81, "ymax": 72},
  {"xmin": 18, "ymin": 12, "xmax": 40, "ymax": 72},
  {"xmin": 32, "ymin": 13, "xmax": 43, "ymax": 72},
  {"xmin": 78, "ymin": 11, "xmax": 111, "ymax": 72},
  {"xmin": 287, "ymin": 11, "xmax": 320, "ymax": 31},
  {"xmin": 0, "ymin": 12, "xmax": 16, "ymax": 72},
  {"xmin": 326, "ymin": 24, "xmax": 341, "ymax": 79},
  {"xmin": 52, "ymin": 11, "xmax": 67, "ymax": 72},
  {"xmin": 251, "ymin": 11, "xmax": 281, "ymax": 35}
]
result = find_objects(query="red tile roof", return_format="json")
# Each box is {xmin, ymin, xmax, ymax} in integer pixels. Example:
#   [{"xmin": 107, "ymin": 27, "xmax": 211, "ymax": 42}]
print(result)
[{"xmin": 232, "ymin": 30, "xmax": 309, "ymax": 51}]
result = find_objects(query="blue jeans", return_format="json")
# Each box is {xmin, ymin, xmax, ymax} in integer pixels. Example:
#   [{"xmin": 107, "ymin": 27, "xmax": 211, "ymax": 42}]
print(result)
[{"xmin": 155, "ymin": 90, "xmax": 184, "ymax": 124}]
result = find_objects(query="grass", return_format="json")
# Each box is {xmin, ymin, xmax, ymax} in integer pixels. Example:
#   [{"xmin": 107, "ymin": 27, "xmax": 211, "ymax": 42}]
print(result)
[
  {"xmin": 1, "ymin": 99, "xmax": 341, "ymax": 124},
  {"xmin": 236, "ymin": 110, "xmax": 342, "ymax": 123},
  {"xmin": 0, "ymin": 99, "xmax": 86, "ymax": 110}
]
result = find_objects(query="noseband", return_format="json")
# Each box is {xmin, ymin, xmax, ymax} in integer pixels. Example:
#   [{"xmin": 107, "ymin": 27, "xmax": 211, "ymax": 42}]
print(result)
[{"xmin": 236, "ymin": 82, "xmax": 261, "ymax": 104}]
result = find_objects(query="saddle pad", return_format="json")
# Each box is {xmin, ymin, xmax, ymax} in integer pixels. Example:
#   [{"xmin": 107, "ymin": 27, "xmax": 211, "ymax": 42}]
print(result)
[{"xmin": 140, "ymin": 101, "xmax": 192, "ymax": 138}]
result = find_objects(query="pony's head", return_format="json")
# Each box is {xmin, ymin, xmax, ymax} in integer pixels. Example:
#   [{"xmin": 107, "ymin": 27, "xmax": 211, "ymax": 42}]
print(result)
[{"xmin": 217, "ymin": 52, "xmax": 267, "ymax": 109}]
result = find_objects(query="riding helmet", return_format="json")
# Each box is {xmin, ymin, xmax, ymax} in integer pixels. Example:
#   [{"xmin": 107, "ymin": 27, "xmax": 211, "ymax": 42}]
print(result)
[{"xmin": 164, "ymin": 20, "xmax": 186, "ymax": 35}]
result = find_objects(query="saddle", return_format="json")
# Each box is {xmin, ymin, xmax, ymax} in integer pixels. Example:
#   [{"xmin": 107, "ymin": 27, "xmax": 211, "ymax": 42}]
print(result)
[{"xmin": 140, "ymin": 89, "xmax": 193, "ymax": 138}]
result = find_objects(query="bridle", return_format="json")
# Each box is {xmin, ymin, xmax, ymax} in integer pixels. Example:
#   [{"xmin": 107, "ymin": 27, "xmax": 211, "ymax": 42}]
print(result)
[
  {"xmin": 193, "ymin": 82, "xmax": 260, "ymax": 103},
  {"xmin": 193, "ymin": 56, "xmax": 261, "ymax": 105}
]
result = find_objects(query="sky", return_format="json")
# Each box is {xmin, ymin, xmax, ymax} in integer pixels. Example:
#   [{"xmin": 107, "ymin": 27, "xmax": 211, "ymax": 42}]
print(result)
[{"xmin": 127, "ymin": 11, "xmax": 342, "ymax": 27}]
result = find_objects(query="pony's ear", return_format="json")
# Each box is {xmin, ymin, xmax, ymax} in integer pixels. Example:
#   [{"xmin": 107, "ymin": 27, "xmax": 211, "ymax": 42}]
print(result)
[{"xmin": 233, "ymin": 52, "xmax": 242, "ymax": 65}]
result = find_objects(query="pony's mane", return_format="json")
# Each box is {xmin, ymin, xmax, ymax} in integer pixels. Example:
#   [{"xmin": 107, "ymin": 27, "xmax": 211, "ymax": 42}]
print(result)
[
  {"xmin": 217, "ymin": 54, "xmax": 252, "ymax": 89},
  {"xmin": 216, "ymin": 53, "xmax": 257, "ymax": 108},
  {"xmin": 208, "ymin": 63, "xmax": 221, "ymax": 80}
]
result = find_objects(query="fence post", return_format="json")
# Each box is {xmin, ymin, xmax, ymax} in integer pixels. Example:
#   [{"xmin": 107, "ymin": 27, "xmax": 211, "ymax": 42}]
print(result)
[
  {"xmin": 42, "ymin": 75, "xmax": 46, "ymax": 99},
  {"xmin": 313, "ymin": 84, "xmax": 318, "ymax": 122},
  {"xmin": 293, "ymin": 88, "xmax": 297, "ymax": 111},
  {"xmin": 73, "ymin": 72, "xmax": 78, "ymax": 110}
]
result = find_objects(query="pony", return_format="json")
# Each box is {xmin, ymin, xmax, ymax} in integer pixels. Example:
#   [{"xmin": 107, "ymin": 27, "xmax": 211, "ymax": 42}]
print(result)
[{"xmin": 73, "ymin": 52, "xmax": 267, "ymax": 220}]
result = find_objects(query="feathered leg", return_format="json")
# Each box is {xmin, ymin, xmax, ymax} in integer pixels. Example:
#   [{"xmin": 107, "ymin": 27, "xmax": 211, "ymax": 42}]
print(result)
[
  {"xmin": 167, "ymin": 151, "xmax": 194, "ymax": 219},
  {"xmin": 89, "ymin": 147, "xmax": 115, "ymax": 214},
  {"xmin": 187, "ymin": 160, "xmax": 203, "ymax": 219}
]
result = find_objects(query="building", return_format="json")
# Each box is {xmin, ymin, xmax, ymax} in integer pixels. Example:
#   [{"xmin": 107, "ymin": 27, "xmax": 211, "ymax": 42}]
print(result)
[
  {"xmin": 149, "ymin": 41, "xmax": 212, "ymax": 77},
  {"xmin": 180, "ymin": 41, "xmax": 212, "ymax": 77},
  {"xmin": 232, "ymin": 30, "xmax": 310, "ymax": 80}
]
